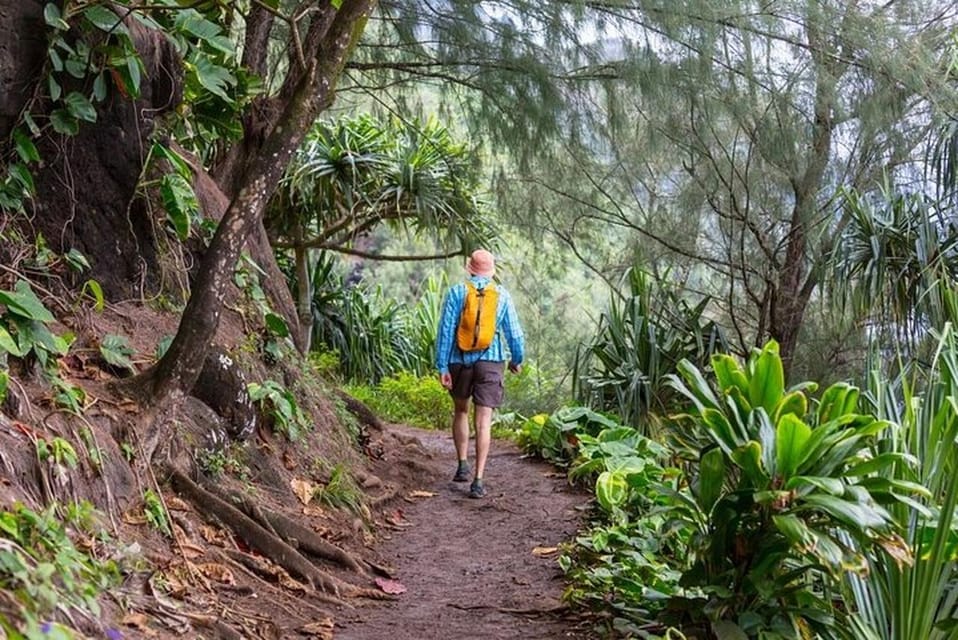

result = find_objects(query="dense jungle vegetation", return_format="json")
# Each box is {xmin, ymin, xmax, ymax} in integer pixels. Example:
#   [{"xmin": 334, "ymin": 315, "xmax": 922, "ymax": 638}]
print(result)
[{"xmin": 2, "ymin": 0, "xmax": 958, "ymax": 638}]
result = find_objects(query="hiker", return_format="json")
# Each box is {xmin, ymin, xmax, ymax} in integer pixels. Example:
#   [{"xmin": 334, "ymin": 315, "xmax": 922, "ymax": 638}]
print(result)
[{"xmin": 436, "ymin": 249, "xmax": 525, "ymax": 499}]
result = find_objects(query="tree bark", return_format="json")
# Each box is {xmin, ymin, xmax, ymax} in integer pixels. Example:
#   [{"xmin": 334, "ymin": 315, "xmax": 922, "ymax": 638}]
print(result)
[{"xmin": 144, "ymin": 1, "xmax": 376, "ymax": 401}]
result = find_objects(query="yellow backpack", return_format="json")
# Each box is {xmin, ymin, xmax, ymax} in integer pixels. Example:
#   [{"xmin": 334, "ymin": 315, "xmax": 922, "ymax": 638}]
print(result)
[{"xmin": 456, "ymin": 282, "xmax": 499, "ymax": 352}]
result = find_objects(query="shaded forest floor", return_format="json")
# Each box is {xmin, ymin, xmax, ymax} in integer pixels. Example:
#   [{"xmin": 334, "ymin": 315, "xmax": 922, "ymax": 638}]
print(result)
[{"xmin": 337, "ymin": 424, "xmax": 593, "ymax": 640}]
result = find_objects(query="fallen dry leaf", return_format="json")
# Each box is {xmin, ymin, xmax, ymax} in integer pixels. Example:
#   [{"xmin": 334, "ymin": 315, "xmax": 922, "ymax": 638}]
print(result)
[
  {"xmin": 532, "ymin": 546, "xmax": 560, "ymax": 557},
  {"xmin": 197, "ymin": 562, "xmax": 236, "ymax": 585},
  {"xmin": 278, "ymin": 572, "xmax": 309, "ymax": 593},
  {"xmin": 300, "ymin": 617, "xmax": 335, "ymax": 639},
  {"xmin": 165, "ymin": 496, "xmax": 191, "ymax": 511},
  {"xmin": 303, "ymin": 504, "xmax": 326, "ymax": 518},
  {"xmin": 121, "ymin": 612, "xmax": 158, "ymax": 636},
  {"xmin": 290, "ymin": 478, "xmax": 316, "ymax": 505},
  {"xmin": 384, "ymin": 509, "xmax": 411, "ymax": 528},
  {"xmin": 374, "ymin": 576, "xmax": 407, "ymax": 595},
  {"xmin": 199, "ymin": 525, "xmax": 229, "ymax": 546},
  {"xmin": 122, "ymin": 511, "xmax": 148, "ymax": 526},
  {"xmin": 406, "ymin": 490, "xmax": 437, "ymax": 499}
]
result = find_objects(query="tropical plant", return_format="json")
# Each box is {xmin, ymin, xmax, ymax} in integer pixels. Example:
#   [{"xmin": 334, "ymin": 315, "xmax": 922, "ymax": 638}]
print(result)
[
  {"xmin": 0, "ymin": 502, "xmax": 121, "ymax": 637},
  {"xmin": 663, "ymin": 340, "xmax": 915, "ymax": 638},
  {"xmin": 574, "ymin": 267, "xmax": 724, "ymax": 433},
  {"xmin": 247, "ymin": 380, "xmax": 313, "ymax": 442},
  {"xmin": 830, "ymin": 186, "xmax": 958, "ymax": 348},
  {"xmin": 268, "ymin": 114, "xmax": 495, "ymax": 350},
  {"xmin": 308, "ymin": 252, "xmax": 417, "ymax": 383},
  {"xmin": 347, "ymin": 372, "xmax": 449, "ymax": 430},
  {"xmin": 843, "ymin": 326, "xmax": 958, "ymax": 640}
]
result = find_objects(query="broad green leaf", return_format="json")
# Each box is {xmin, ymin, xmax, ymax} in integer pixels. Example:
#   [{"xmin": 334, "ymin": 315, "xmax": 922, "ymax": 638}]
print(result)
[
  {"xmin": 151, "ymin": 143, "xmax": 191, "ymax": 179},
  {"xmin": 785, "ymin": 475, "xmax": 844, "ymax": 495},
  {"xmin": 749, "ymin": 340, "xmax": 784, "ymax": 413},
  {"xmin": 0, "ymin": 370, "xmax": 8, "ymax": 404},
  {"xmin": 81, "ymin": 279, "xmax": 104, "ymax": 312},
  {"xmin": 43, "ymin": 3, "xmax": 68, "ymax": 30},
  {"xmin": 776, "ymin": 414, "xmax": 812, "ymax": 480},
  {"xmin": 100, "ymin": 334, "xmax": 135, "ymax": 372},
  {"xmin": 674, "ymin": 358, "xmax": 720, "ymax": 410},
  {"xmin": 65, "ymin": 248, "xmax": 90, "ymax": 272},
  {"xmin": 801, "ymin": 494, "xmax": 891, "ymax": 532},
  {"xmin": 711, "ymin": 620, "xmax": 748, "ymax": 640},
  {"xmin": 0, "ymin": 280, "xmax": 55, "ymax": 322},
  {"xmin": 159, "ymin": 173, "xmax": 198, "ymax": 240},
  {"xmin": 817, "ymin": 382, "xmax": 860, "ymax": 424},
  {"xmin": 64, "ymin": 91, "xmax": 97, "ymax": 122},
  {"xmin": 0, "ymin": 326, "xmax": 25, "ymax": 357},
  {"xmin": 701, "ymin": 407, "xmax": 740, "ymax": 453},
  {"xmin": 697, "ymin": 447, "xmax": 725, "ymax": 513},
  {"xmin": 712, "ymin": 353, "xmax": 748, "ymax": 395},
  {"xmin": 331, "ymin": 0, "xmax": 343, "ymax": 8},
  {"xmin": 13, "ymin": 129, "xmax": 39, "ymax": 163},
  {"xmin": 82, "ymin": 4, "xmax": 127, "ymax": 34},
  {"xmin": 265, "ymin": 312, "xmax": 290, "ymax": 337},
  {"xmin": 595, "ymin": 470, "xmax": 628, "ymax": 512},
  {"xmin": 8, "ymin": 164, "xmax": 35, "ymax": 195},
  {"xmin": 774, "ymin": 390, "xmax": 808, "ymax": 423},
  {"xmin": 48, "ymin": 74, "xmax": 62, "ymax": 101},
  {"xmin": 731, "ymin": 441, "xmax": 768, "ymax": 486},
  {"xmin": 49, "ymin": 109, "xmax": 79, "ymax": 135},
  {"xmin": 92, "ymin": 72, "xmax": 107, "ymax": 102},
  {"xmin": 190, "ymin": 54, "xmax": 236, "ymax": 102}
]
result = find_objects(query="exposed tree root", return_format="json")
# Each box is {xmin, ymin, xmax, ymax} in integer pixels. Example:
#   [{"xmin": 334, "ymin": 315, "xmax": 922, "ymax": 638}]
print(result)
[
  {"xmin": 184, "ymin": 613, "xmax": 245, "ymax": 640},
  {"xmin": 334, "ymin": 389, "xmax": 384, "ymax": 432},
  {"xmin": 168, "ymin": 466, "xmax": 348, "ymax": 605}
]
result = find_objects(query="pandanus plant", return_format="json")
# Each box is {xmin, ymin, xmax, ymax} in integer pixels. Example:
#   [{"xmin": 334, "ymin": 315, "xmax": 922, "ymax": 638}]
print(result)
[{"xmin": 663, "ymin": 341, "xmax": 917, "ymax": 639}]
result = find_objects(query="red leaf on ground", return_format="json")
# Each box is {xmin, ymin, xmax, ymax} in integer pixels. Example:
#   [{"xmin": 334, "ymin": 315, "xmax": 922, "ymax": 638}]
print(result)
[{"xmin": 374, "ymin": 577, "xmax": 407, "ymax": 595}]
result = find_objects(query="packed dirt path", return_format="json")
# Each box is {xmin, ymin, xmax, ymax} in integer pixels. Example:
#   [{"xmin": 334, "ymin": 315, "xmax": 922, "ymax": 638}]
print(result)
[{"xmin": 338, "ymin": 424, "xmax": 593, "ymax": 640}]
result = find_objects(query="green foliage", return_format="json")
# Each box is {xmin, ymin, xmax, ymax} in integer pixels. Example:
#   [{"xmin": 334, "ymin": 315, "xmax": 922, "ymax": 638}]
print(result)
[
  {"xmin": 347, "ymin": 371, "xmax": 449, "ymax": 429},
  {"xmin": 574, "ymin": 268, "xmax": 724, "ymax": 434},
  {"xmin": 142, "ymin": 489, "xmax": 171, "ymax": 537},
  {"xmin": 196, "ymin": 444, "xmax": 248, "ymax": 480},
  {"xmin": 98, "ymin": 333, "xmax": 135, "ymax": 374},
  {"xmin": 247, "ymin": 380, "xmax": 313, "ymax": 441},
  {"xmin": 0, "ymin": 280, "xmax": 70, "ymax": 368},
  {"xmin": 0, "ymin": 502, "xmax": 120, "ymax": 637},
  {"xmin": 49, "ymin": 377, "xmax": 86, "ymax": 415},
  {"xmin": 515, "ymin": 405, "xmax": 621, "ymax": 467},
  {"xmin": 234, "ymin": 253, "xmax": 295, "ymax": 363},
  {"xmin": 2, "ymin": 1, "xmax": 146, "ymax": 212},
  {"xmin": 844, "ymin": 326, "xmax": 958, "ymax": 640},
  {"xmin": 663, "ymin": 340, "xmax": 916, "ymax": 638},
  {"xmin": 309, "ymin": 252, "xmax": 417, "ymax": 383},
  {"xmin": 314, "ymin": 463, "xmax": 366, "ymax": 517}
]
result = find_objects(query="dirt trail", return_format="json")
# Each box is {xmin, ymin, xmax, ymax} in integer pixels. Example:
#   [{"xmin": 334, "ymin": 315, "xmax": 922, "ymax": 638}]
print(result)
[{"xmin": 339, "ymin": 425, "xmax": 592, "ymax": 640}]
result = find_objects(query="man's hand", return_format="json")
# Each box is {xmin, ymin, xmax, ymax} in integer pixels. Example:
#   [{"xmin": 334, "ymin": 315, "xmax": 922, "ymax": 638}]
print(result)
[
  {"xmin": 440, "ymin": 372, "xmax": 453, "ymax": 390},
  {"xmin": 508, "ymin": 361, "xmax": 521, "ymax": 374}
]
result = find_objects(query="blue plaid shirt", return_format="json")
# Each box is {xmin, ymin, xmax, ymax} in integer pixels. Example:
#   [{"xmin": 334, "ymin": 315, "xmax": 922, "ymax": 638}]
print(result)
[{"xmin": 435, "ymin": 276, "xmax": 525, "ymax": 375}]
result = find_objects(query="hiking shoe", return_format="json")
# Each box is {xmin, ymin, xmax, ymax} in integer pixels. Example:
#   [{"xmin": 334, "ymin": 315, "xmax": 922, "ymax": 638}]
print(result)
[
  {"xmin": 452, "ymin": 465, "xmax": 471, "ymax": 482},
  {"xmin": 469, "ymin": 480, "xmax": 486, "ymax": 499}
]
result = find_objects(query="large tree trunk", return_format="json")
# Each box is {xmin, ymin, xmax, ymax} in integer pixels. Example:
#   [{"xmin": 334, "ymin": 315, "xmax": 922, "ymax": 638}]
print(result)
[
  {"xmin": 0, "ymin": 0, "xmax": 46, "ymax": 142},
  {"xmin": 144, "ymin": 2, "xmax": 376, "ymax": 400}
]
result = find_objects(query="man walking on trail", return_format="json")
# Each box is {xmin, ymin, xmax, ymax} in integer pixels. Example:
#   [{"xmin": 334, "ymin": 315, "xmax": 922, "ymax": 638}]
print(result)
[{"xmin": 436, "ymin": 249, "xmax": 525, "ymax": 499}]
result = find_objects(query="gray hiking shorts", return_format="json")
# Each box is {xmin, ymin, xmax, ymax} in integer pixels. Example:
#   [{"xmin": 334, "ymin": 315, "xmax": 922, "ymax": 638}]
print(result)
[{"xmin": 449, "ymin": 361, "xmax": 505, "ymax": 408}]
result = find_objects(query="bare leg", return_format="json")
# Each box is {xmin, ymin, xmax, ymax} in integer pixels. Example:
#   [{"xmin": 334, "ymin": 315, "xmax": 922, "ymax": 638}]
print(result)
[
  {"xmin": 473, "ymin": 404, "xmax": 493, "ymax": 480},
  {"xmin": 452, "ymin": 397, "xmax": 471, "ymax": 463}
]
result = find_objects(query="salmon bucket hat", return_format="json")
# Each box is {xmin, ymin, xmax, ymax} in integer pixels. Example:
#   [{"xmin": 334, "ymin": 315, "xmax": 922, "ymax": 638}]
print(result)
[{"xmin": 466, "ymin": 249, "xmax": 496, "ymax": 278}]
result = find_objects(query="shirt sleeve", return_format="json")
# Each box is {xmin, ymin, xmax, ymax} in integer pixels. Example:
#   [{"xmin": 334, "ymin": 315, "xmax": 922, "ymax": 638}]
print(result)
[
  {"xmin": 435, "ymin": 285, "xmax": 462, "ymax": 374},
  {"xmin": 500, "ymin": 288, "xmax": 525, "ymax": 366}
]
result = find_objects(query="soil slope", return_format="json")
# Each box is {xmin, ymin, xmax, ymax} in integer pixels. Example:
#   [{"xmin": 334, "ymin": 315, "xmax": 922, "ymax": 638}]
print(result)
[{"xmin": 340, "ymin": 425, "xmax": 592, "ymax": 640}]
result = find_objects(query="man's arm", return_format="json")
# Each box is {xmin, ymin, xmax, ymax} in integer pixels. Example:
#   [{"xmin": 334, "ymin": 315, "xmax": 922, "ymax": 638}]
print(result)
[
  {"xmin": 435, "ymin": 285, "xmax": 461, "ymax": 376},
  {"xmin": 501, "ymin": 289, "xmax": 525, "ymax": 371}
]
